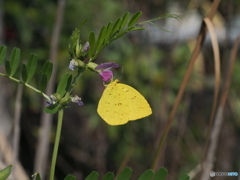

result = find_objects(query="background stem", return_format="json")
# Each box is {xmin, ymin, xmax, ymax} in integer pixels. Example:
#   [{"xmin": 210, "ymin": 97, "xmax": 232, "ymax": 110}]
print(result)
[{"xmin": 34, "ymin": 0, "xmax": 66, "ymax": 178}]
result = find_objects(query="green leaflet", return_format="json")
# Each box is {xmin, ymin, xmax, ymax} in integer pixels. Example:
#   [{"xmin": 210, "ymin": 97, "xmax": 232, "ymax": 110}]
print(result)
[
  {"xmin": 38, "ymin": 73, "xmax": 48, "ymax": 92},
  {"xmin": 26, "ymin": 53, "xmax": 38, "ymax": 83},
  {"xmin": 128, "ymin": 11, "xmax": 142, "ymax": 27},
  {"xmin": 64, "ymin": 174, "xmax": 76, "ymax": 180},
  {"xmin": 95, "ymin": 25, "xmax": 107, "ymax": 52},
  {"xmin": 9, "ymin": 47, "xmax": 21, "ymax": 76},
  {"xmin": 41, "ymin": 61, "xmax": 53, "ymax": 82},
  {"xmin": 120, "ymin": 12, "xmax": 130, "ymax": 29},
  {"xmin": 115, "ymin": 167, "xmax": 132, "ymax": 180},
  {"xmin": 110, "ymin": 17, "xmax": 122, "ymax": 37},
  {"xmin": 104, "ymin": 22, "xmax": 113, "ymax": 44},
  {"xmin": 0, "ymin": 45, "xmax": 7, "ymax": 65},
  {"xmin": 85, "ymin": 171, "xmax": 99, "ymax": 180},
  {"xmin": 4, "ymin": 60, "xmax": 11, "ymax": 76},
  {"xmin": 44, "ymin": 104, "xmax": 60, "ymax": 114},
  {"xmin": 56, "ymin": 73, "xmax": 72, "ymax": 98},
  {"xmin": 33, "ymin": 173, "xmax": 42, "ymax": 180},
  {"xmin": 0, "ymin": 165, "xmax": 12, "ymax": 180},
  {"xmin": 137, "ymin": 169, "xmax": 154, "ymax": 180},
  {"xmin": 153, "ymin": 168, "xmax": 168, "ymax": 180},
  {"xmin": 38, "ymin": 61, "xmax": 53, "ymax": 92},
  {"xmin": 21, "ymin": 64, "xmax": 28, "ymax": 82},
  {"xmin": 88, "ymin": 31, "xmax": 96, "ymax": 58},
  {"xmin": 101, "ymin": 172, "xmax": 114, "ymax": 180},
  {"xmin": 178, "ymin": 174, "xmax": 190, "ymax": 180}
]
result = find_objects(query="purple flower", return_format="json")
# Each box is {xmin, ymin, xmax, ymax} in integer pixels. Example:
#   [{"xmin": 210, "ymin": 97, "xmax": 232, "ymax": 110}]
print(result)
[
  {"xmin": 71, "ymin": 95, "xmax": 84, "ymax": 106},
  {"xmin": 95, "ymin": 62, "xmax": 120, "ymax": 82},
  {"xmin": 46, "ymin": 94, "xmax": 57, "ymax": 106}
]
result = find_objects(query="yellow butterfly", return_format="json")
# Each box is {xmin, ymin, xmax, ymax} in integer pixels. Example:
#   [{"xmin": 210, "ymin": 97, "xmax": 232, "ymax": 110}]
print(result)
[{"xmin": 97, "ymin": 79, "xmax": 152, "ymax": 125}]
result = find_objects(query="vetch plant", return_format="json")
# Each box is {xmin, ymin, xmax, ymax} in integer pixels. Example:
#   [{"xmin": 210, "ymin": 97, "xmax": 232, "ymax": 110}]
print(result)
[{"xmin": 0, "ymin": 11, "xmax": 188, "ymax": 180}]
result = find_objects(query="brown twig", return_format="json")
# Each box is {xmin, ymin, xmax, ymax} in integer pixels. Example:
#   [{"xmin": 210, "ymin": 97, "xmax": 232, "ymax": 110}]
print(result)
[{"xmin": 151, "ymin": 0, "xmax": 221, "ymax": 171}]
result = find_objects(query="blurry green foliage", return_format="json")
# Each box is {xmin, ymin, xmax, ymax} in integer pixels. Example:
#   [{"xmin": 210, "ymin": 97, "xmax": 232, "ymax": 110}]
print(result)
[{"xmin": 2, "ymin": 0, "xmax": 240, "ymax": 180}]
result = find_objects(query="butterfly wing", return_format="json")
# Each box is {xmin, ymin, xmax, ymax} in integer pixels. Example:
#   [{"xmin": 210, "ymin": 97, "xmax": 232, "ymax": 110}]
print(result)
[
  {"xmin": 117, "ymin": 83, "xmax": 152, "ymax": 121},
  {"xmin": 97, "ymin": 80, "xmax": 131, "ymax": 125},
  {"xmin": 97, "ymin": 80, "xmax": 152, "ymax": 125}
]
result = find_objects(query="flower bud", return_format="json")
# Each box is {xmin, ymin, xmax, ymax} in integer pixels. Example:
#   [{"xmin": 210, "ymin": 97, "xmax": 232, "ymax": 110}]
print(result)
[
  {"xmin": 71, "ymin": 95, "xmax": 84, "ymax": 106},
  {"xmin": 69, "ymin": 59, "xmax": 85, "ymax": 71},
  {"xmin": 82, "ymin": 41, "xmax": 90, "ymax": 53}
]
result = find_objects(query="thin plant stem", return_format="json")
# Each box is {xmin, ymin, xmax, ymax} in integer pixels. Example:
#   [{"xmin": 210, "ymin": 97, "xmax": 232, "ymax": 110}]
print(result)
[
  {"xmin": 0, "ymin": 73, "xmax": 50, "ymax": 100},
  {"xmin": 49, "ymin": 109, "xmax": 64, "ymax": 180}
]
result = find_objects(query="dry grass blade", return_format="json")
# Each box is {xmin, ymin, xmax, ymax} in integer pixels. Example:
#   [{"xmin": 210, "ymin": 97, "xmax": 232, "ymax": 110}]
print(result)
[
  {"xmin": 0, "ymin": 130, "xmax": 28, "ymax": 180},
  {"xmin": 200, "ymin": 36, "xmax": 240, "ymax": 180},
  {"xmin": 200, "ymin": 17, "xmax": 221, "ymax": 172},
  {"xmin": 151, "ymin": 0, "xmax": 222, "ymax": 171}
]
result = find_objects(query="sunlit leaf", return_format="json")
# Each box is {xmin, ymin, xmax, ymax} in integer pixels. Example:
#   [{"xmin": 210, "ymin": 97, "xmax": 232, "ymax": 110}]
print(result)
[
  {"xmin": 85, "ymin": 171, "xmax": 99, "ymax": 180},
  {"xmin": 26, "ymin": 53, "xmax": 38, "ymax": 83},
  {"xmin": 128, "ymin": 11, "xmax": 142, "ymax": 27},
  {"xmin": 137, "ymin": 169, "xmax": 154, "ymax": 180},
  {"xmin": 153, "ymin": 168, "xmax": 168, "ymax": 180},
  {"xmin": 115, "ymin": 167, "xmax": 132, "ymax": 180},
  {"xmin": 0, "ymin": 165, "xmax": 12, "ymax": 180},
  {"xmin": 102, "ymin": 172, "xmax": 114, "ymax": 180},
  {"xmin": 64, "ymin": 174, "xmax": 76, "ymax": 180},
  {"xmin": 56, "ymin": 73, "xmax": 72, "ymax": 97},
  {"xmin": 0, "ymin": 45, "xmax": 7, "ymax": 65},
  {"xmin": 9, "ymin": 48, "xmax": 21, "ymax": 76},
  {"xmin": 178, "ymin": 174, "xmax": 190, "ymax": 180},
  {"xmin": 21, "ymin": 64, "xmax": 28, "ymax": 83}
]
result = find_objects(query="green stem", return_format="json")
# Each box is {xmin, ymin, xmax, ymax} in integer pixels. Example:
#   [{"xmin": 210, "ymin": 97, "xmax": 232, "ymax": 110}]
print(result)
[
  {"xmin": 137, "ymin": 13, "xmax": 182, "ymax": 25},
  {"xmin": 0, "ymin": 73, "xmax": 50, "ymax": 100},
  {"xmin": 49, "ymin": 109, "xmax": 64, "ymax": 180}
]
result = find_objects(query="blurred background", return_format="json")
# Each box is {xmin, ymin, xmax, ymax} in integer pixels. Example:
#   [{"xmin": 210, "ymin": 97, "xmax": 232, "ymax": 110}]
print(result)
[{"xmin": 0, "ymin": 0, "xmax": 239, "ymax": 180}]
